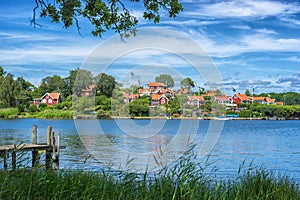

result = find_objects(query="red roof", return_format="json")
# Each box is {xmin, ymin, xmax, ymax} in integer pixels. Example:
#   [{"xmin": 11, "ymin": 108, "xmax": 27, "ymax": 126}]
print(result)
[
  {"xmin": 47, "ymin": 93, "xmax": 60, "ymax": 100},
  {"xmin": 266, "ymin": 97, "xmax": 275, "ymax": 103},
  {"xmin": 138, "ymin": 88, "xmax": 151, "ymax": 93},
  {"xmin": 214, "ymin": 96, "xmax": 229, "ymax": 101},
  {"xmin": 276, "ymin": 102, "xmax": 283, "ymax": 106},
  {"xmin": 236, "ymin": 94, "xmax": 249, "ymax": 101},
  {"xmin": 188, "ymin": 96, "xmax": 204, "ymax": 101},
  {"xmin": 149, "ymin": 82, "xmax": 164, "ymax": 87},
  {"xmin": 252, "ymin": 97, "xmax": 265, "ymax": 101},
  {"xmin": 152, "ymin": 94, "xmax": 168, "ymax": 100}
]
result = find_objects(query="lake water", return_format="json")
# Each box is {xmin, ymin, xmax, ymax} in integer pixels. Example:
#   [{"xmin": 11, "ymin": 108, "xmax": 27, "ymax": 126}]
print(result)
[{"xmin": 0, "ymin": 118, "xmax": 299, "ymax": 183}]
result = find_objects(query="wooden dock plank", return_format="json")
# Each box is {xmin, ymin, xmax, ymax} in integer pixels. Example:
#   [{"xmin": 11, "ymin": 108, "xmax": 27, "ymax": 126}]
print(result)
[{"xmin": 0, "ymin": 144, "xmax": 66, "ymax": 152}]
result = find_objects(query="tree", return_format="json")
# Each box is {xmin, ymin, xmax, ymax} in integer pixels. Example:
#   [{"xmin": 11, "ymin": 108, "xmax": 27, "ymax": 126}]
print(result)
[
  {"xmin": 245, "ymin": 89, "xmax": 251, "ymax": 96},
  {"xmin": 0, "ymin": 66, "xmax": 6, "ymax": 77},
  {"xmin": 129, "ymin": 97, "xmax": 150, "ymax": 117},
  {"xmin": 95, "ymin": 73, "xmax": 117, "ymax": 98},
  {"xmin": 71, "ymin": 69, "xmax": 93, "ymax": 96},
  {"xmin": 31, "ymin": 0, "xmax": 183, "ymax": 38},
  {"xmin": 155, "ymin": 74, "xmax": 174, "ymax": 88},
  {"xmin": 0, "ymin": 73, "xmax": 22, "ymax": 107},
  {"xmin": 180, "ymin": 77, "xmax": 195, "ymax": 91},
  {"xmin": 40, "ymin": 75, "xmax": 64, "ymax": 94}
]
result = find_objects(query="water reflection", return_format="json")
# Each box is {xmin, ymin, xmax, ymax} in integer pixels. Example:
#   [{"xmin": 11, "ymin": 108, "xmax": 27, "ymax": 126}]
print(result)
[{"xmin": 0, "ymin": 119, "xmax": 299, "ymax": 183}]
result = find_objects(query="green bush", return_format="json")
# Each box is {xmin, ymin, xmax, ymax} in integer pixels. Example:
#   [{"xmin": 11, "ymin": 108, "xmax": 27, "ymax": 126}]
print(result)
[{"xmin": 0, "ymin": 108, "xmax": 19, "ymax": 118}]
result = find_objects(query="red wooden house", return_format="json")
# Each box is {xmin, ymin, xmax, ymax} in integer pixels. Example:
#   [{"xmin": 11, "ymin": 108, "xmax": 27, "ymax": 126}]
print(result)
[
  {"xmin": 151, "ymin": 94, "xmax": 169, "ymax": 106},
  {"xmin": 148, "ymin": 82, "xmax": 164, "ymax": 91},
  {"xmin": 232, "ymin": 94, "xmax": 251, "ymax": 104},
  {"xmin": 33, "ymin": 93, "xmax": 61, "ymax": 106}
]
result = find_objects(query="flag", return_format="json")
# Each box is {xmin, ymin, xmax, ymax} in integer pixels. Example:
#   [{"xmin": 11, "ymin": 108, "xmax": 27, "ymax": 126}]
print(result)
[
  {"xmin": 232, "ymin": 87, "xmax": 236, "ymax": 92},
  {"xmin": 199, "ymin": 87, "xmax": 205, "ymax": 93}
]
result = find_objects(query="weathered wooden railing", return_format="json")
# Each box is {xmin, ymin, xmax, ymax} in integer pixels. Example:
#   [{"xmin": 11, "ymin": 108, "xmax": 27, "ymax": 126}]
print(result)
[{"xmin": 0, "ymin": 125, "xmax": 66, "ymax": 170}]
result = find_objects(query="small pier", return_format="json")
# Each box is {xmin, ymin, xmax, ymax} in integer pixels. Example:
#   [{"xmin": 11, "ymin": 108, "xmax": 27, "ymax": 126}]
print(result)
[{"xmin": 0, "ymin": 125, "xmax": 65, "ymax": 170}]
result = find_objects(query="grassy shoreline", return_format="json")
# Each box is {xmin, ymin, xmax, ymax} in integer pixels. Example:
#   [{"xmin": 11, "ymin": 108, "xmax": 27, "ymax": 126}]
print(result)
[{"xmin": 0, "ymin": 163, "xmax": 299, "ymax": 199}]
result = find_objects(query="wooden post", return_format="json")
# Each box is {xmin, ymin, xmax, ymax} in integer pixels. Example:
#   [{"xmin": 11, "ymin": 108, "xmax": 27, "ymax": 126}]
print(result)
[
  {"xmin": 12, "ymin": 144, "xmax": 16, "ymax": 170},
  {"xmin": 3, "ymin": 150, "xmax": 8, "ymax": 169},
  {"xmin": 32, "ymin": 125, "xmax": 38, "ymax": 167},
  {"xmin": 47, "ymin": 126, "xmax": 52, "ymax": 145},
  {"xmin": 46, "ymin": 126, "xmax": 52, "ymax": 169}
]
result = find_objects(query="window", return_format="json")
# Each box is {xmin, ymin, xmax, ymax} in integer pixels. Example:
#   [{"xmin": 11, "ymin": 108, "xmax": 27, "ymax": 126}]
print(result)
[
  {"xmin": 42, "ymin": 99, "xmax": 46, "ymax": 103},
  {"xmin": 48, "ymin": 99, "xmax": 52, "ymax": 104}
]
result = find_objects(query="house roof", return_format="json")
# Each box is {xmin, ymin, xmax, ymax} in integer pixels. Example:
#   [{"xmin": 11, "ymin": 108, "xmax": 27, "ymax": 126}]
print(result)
[
  {"xmin": 148, "ymin": 82, "xmax": 164, "ymax": 87},
  {"xmin": 266, "ymin": 97, "xmax": 275, "ymax": 103},
  {"xmin": 188, "ymin": 96, "xmax": 204, "ymax": 101},
  {"xmin": 138, "ymin": 88, "xmax": 151, "ymax": 94},
  {"xmin": 48, "ymin": 93, "xmax": 60, "ymax": 99},
  {"xmin": 40, "ymin": 93, "xmax": 60, "ymax": 100},
  {"xmin": 214, "ymin": 96, "xmax": 229, "ymax": 101},
  {"xmin": 235, "ymin": 94, "xmax": 249, "ymax": 101},
  {"xmin": 276, "ymin": 102, "xmax": 283, "ymax": 106},
  {"xmin": 252, "ymin": 97, "xmax": 266, "ymax": 101},
  {"xmin": 201, "ymin": 93, "xmax": 215, "ymax": 97},
  {"xmin": 158, "ymin": 88, "xmax": 173, "ymax": 94},
  {"xmin": 152, "ymin": 94, "xmax": 168, "ymax": 100}
]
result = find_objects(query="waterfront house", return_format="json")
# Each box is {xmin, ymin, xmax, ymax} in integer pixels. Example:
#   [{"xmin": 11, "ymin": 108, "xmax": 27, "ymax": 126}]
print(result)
[
  {"xmin": 148, "ymin": 82, "xmax": 164, "ymax": 91},
  {"xmin": 33, "ymin": 93, "xmax": 61, "ymax": 106},
  {"xmin": 187, "ymin": 96, "xmax": 205, "ymax": 106},
  {"xmin": 123, "ymin": 93, "xmax": 140, "ymax": 103},
  {"xmin": 151, "ymin": 94, "xmax": 169, "ymax": 105},
  {"xmin": 81, "ymin": 84, "xmax": 96, "ymax": 97},
  {"xmin": 232, "ymin": 93, "xmax": 251, "ymax": 104},
  {"xmin": 251, "ymin": 96, "xmax": 276, "ymax": 105}
]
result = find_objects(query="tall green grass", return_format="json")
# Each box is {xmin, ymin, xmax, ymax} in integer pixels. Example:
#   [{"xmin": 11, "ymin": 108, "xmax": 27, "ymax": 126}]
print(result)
[
  {"xmin": 0, "ymin": 152, "xmax": 299, "ymax": 199},
  {"xmin": 0, "ymin": 108, "xmax": 19, "ymax": 118},
  {"xmin": 37, "ymin": 110, "xmax": 73, "ymax": 119}
]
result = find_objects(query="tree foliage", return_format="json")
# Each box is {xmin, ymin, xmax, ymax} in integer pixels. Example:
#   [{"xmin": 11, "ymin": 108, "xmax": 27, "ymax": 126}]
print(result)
[
  {"xmin": 155, "ymin": 74, "xmax": 174, "ymax": 88},
  {"xmin": 31, "ymin": 0, "xmax": 183, "ymax": 38},
  {"xmin": 95, "ymin": 73, "xmax": 116, "ymax": 98},
  {"xmin": 180, "ymin": 77, "xmax": 195, "ymax": 91}
]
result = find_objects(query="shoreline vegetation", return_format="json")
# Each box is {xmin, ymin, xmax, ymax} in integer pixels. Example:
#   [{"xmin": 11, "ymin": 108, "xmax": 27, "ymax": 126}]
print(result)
[
  {"xmin": 0, "ymin": 108, "xmax": 299, "ymax": 120},
  {"xmin": 0, "ymin": 152, "xmax": 299, "ymax": 199}
]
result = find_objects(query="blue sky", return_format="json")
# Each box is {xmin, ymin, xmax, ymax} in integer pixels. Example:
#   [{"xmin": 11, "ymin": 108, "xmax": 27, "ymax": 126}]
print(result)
[{"xmin": 0, "ymin": 0, "xmax": 300, "ymax": 94}]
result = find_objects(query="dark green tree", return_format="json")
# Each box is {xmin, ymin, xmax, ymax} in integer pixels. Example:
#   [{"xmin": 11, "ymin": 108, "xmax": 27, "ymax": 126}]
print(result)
[
  {"xmin": 180, "ymin": 77, "xmax": 195, "ymax": 91},
  {"xmin": 129, "ymin": 97, "xmax": 150, "ymax": 117},
  {"xmin": 40, "ymin": 75, "xmax": 64, "ymax": 94},
  {"xmin": 71, "ymin": 69, "xmax": 93, "ymax": 97},
  {"xmin": 31, "ymin": 0, "xmax": 183, "ymax": 38},
  {"xmin": 0, "ymin": 73, "xmax": 22, "ymax": 107},
  {"xmin": 95, "ymin": 73, "xmax": 116, "ymax": 98},
  {"xmin": 155, "ymin": 74, "xmax": 174, "ymax": 88},
  {"xmin": 245, "ymin": 89, "xmax": 251, "ymax": 96}
]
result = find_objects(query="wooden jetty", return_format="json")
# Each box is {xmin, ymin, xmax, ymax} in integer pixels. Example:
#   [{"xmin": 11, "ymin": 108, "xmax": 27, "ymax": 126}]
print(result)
[{"xmin": 0, "ymin": 125, "xmax": 65, "ymax": 170}]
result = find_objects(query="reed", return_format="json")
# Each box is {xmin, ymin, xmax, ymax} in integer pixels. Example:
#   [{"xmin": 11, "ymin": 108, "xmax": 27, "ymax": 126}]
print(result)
[
  {"xmin": 37, "ymin": 110, "xmax": 73, "ymax": 119},
  {"xmin": 0, "ymin": 108, "xmax": 19, "ymax": 118},
  {"xmin": 0, "ymin": 154, "xmax": 299, "ymax": 199}
]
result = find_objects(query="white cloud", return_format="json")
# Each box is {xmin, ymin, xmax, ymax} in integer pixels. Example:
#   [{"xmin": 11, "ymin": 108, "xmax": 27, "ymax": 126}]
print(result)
[
  {"xmin": 230, "ymin": 25, "xmax": 251, "ymax": 30},
  {"xmin": 184, "ymin": 0, "xmax": 300, "ymax": 18},
  {"xmin": 256, "ymin": 28, "xmax": 277, "ymax": 35},
  {"xmin": 282, "ymin": 56, "xmax": 300, "ymax": 62},
  {"xmin": 189, "ymin": 30, "xmax": 300, "ymax": 58}
]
